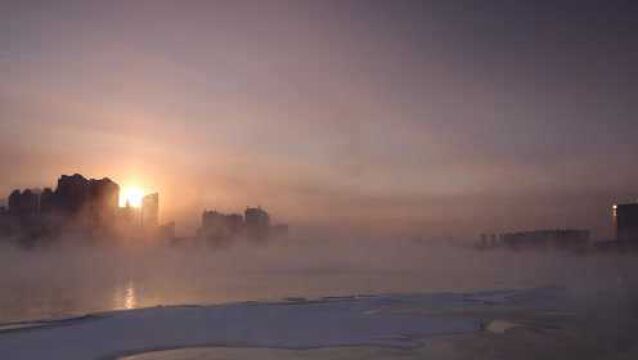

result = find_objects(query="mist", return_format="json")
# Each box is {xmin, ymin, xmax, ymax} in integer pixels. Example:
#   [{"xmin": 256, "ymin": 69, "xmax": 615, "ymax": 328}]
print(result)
[
  {"xmin": 3, "ymin": 0, "xmax": 638, "ymax": 238},
  {"xmin": 1, "ymin": 229, "xmax": 637, "ymax": 326}
]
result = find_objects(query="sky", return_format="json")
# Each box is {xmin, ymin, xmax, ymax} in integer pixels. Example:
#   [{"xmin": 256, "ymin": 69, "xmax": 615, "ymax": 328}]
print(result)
[{"xmin": 1, "ymin": 0, "xmax": 637, "ymax": 238}]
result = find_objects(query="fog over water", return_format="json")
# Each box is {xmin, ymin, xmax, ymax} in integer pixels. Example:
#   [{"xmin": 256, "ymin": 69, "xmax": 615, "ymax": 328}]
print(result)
[
  {"xmin": 1, "ymin": 231, "xmax": 637, "ymax": 324},
  {"xmin": 3, "ymin": 1, "xmax": 638, "ymax": 357}
]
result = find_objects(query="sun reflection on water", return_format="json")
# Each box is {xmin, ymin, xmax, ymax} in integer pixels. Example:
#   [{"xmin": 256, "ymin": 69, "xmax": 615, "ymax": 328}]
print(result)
[
  {"xmin": 114, "ymin": 280, "xmax": 138, "ymax": 310},
  {"xmin": 124, "ymin": 281, "xmax": 136, "ymax": 309}
]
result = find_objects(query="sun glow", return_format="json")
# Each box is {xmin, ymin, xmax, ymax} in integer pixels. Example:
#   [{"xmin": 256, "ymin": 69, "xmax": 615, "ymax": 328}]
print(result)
[{"xmin": 119, "ymin": 186, "xmax": 145, "ymax": 208}]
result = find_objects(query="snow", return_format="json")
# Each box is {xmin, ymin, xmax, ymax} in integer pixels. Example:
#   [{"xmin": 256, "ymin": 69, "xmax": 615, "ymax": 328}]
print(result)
[{"xmin": 0, "ymin": 288, "xmax": 560, "ymax": 360}]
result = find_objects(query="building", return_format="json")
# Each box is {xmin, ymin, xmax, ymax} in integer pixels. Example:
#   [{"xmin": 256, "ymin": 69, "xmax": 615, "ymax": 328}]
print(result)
[
  {"xmin": 198, "ymin": 206, "xmax": 286, "ymax": 245},
  {"xmin": 159, "ymin": 221, "xmax": 176, "ymax": 241},
  {"xmin": 54, "ymin": 174, "xmax": 90, "ymax": 214},
  {"xmin": 8, "ymin": 189, "xmax": 39, "ymax": 216},
  {"xmin": 613, "ymin": 203, "xmax": 638, "ymax": 242},
  {"xmin": 40, "ymin": 188, "xmax": 55, "ymax": 213},
  {"xmin": 141, "ymin": 193, "xmax": 159, "ymax": 229},
  {"xmin": 1, "ymin": 174, "xmax": 121, "ymax": 244},
  {"xmin": 53, "ymin": 174, "xmax": 120, "ymax": 221},
  {"xmin": 478, "ymin": 229, "xmax": 590, "ymax": 251},
  {"xmin": 87, "ymin": 177, "xmax": 120, "ymax": 226},
  {"xmin": 117, "ymin": 203, "xmax": 140, "ymax": 229},
  {"xmin": 245, "ymin": 207, "xmax": 270, "ymax": 228},
  {"xmin": 502, "ymin": 229, "xmax": 590, "ymax": 250},
  {"xmin": 245, "ymin": 207, "xmax": 270, "ymax": 240},
  {"xmin": 199, "ymin": 210, "xmax": 244, "ymax": 243}
]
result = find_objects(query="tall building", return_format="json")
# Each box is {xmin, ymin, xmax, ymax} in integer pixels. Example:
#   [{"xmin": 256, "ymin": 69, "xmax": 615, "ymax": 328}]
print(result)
[
  {"xmin": 40, "ymin": 188, "xmax": 55, "ymax": 214},
  {"xmin": 141, "ymin": 193, "xmax": 159, "ymax": 229},
  {"xmin": 117, "ymin": 202, "xmax": 141, "ymax": 230},
  {"xmin": 613, "ymin": 203, "xmax": 638, "ymax": 242},
  {"xmin": 53, "ymin": 174, "xmax": 120, "ymax": 222},
  {"xmin": 88, "ymin": 178, "xmax": 120, "ymax": 226},
  {"xmin": 8, "ymin": 189, "xmax": 39, "ymax": 216},
  {"xmin": 55, "ymin": 174, "xmax": 91, "ymax": 214},
  {"xmin": 1, "ymin": 174, "xmax": 121, "ymax": 244},
  {"xmin": 200, "ymin": 210, "xmax": 243, "ymax": 242},
  {"xmin": 245, "ymin": 207, "xmax": 270, "ymax": 240}
]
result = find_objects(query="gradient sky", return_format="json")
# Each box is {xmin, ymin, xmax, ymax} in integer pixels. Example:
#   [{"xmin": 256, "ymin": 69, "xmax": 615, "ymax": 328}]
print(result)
[{"xmin": 1, "ymin": 0, "xmax": 637, "ymax": 237}]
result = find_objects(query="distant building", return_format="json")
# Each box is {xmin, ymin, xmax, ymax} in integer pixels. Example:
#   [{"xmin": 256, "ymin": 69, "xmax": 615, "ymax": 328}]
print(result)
[
  {"xmin": 159, "ymin": 221, "xmax": 176, "ymax": 241},
  {"xmin": 198, "ymin": 206, "xmax": 286, "ymax": 245},
  {"xmin": 613, "ymin": 203, "xmax": 638, "ymax": 242},
  {"xmin": 116, "ymin": 202, "xmax": 141, "ymax": 233},
  {"xmin": 55, "ymin": 174, "xmax": 90, "ymax": 214},
  {"xmin": 8, "ymin": 189, "xmax": 39, "ymax": 216},
  {"xmin": 0, "ymin": 205, "xmax": 13, "ymax": 238},
  {"xmin": 200, "ymin": 210, "xmax": 244, "ymax": 244},
  {"xmin": 141, "ymin": 193, "xmax": 159, "ymax": 229},
  {"xmin": 53, "ymin": 174, "xmax": 120, "ymax": 222},
  {"xmin": 87, "ymin": 177, "xmax": 120, "ymax": 226},
  {"xmin": 1, "ymin": 173, "xmax": 121, "ymax": 245},
  {"xmin": 245, "ymin": 207, "xmax": 270, "ymax": 240},
  {"xmin": 501, "ymin": 229, "xmax": 590, "ymax": 250},
  {"xmin": 478, "ymin": 229, "xmax": 590, "ymax": 251},
  {"xmin": 40, "ymin": 188, "xmax": 55, "ymax": 214}
]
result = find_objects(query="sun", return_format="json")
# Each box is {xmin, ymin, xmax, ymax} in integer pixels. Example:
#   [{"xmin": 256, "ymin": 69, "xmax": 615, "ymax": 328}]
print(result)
[{"xmin": 119, "ymin": 186, "xmax": 145, "ymax": 208}]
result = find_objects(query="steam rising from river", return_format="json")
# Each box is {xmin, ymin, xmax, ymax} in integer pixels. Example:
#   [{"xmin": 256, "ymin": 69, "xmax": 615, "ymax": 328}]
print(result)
[{"xmin": 0, "ymin": 230, "xmax": 637, "ymax": 323}]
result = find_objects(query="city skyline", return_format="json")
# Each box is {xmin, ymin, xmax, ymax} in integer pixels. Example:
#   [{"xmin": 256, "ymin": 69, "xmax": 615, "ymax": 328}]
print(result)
[
  {"xmin": 1, "ymin": 172, "xmax": 635, "ymax": 245},
  {"xmin": 2, "ymin": 1, "xmax": 638, "ymax": 238},
  {"xmin": 0, "ymin": 172, "xmax": 290, "ymax": 245}
]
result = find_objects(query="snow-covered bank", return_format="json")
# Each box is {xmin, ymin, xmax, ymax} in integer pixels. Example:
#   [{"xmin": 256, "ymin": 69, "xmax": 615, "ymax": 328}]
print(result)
[{"xmin": 0, "ymin": 288, "xmax": 565, "ymax": 360}]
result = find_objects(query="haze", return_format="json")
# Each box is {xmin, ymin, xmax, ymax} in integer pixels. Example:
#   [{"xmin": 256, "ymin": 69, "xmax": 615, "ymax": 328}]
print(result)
[{"xmin": 2, "ymin": 0, "xmax": 637, "ymax": 237}]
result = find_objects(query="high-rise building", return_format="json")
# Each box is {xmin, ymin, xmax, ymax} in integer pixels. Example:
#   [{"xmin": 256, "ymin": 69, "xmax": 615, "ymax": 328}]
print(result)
[
  {"xmin": 54, "ymin": 174, "xmax": 120, "ymax": 222},
  {"xmin": 200, "ymin": 210, "xmax": 243, "ymax": 241},
  {"xmin": 613, "ymin": 203, "xmax": 638, "ymax": 242},
  {"xmin": 1, "ymin": 174, "xmax": 122, "ymax": 244},
  {"xmin": 40, "ymin": 188, "xmax": 55, "ymax": 214},
  {"xmin": 7, "ymin": 189, "xmax": 39, "ymax": 216},
  {"xmin": 245, "ymin": 207, "xmax": 270, "ymax": 240},
  {"xmin": 88, "ymin": 178, "xmax": 120, "ymax": 226},
  {"xmin": 141, "ymin": 193, "xmax": 159, "ymax": 229},
  {"xmin": 55, "ymin": 174, "xmax": 90, "ymax": 214}
]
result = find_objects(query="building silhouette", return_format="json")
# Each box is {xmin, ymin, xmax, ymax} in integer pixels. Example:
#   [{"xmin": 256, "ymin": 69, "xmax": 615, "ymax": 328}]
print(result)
[
  {"xmin": 198, "ymin": 206, "xmax": 285, "ymax": 246},
  {"xmin": 2, "ymin": 173, "xmax": 291, "ymax": 248},
  {"xmin": 8, "ymin": 189, "xmax": 39, "ymax": 216},
  {"xmin": 1, "ymin": 174, "xmax": 120, "ymax": 245},
  {"xmin": 49, "ymin": 174, "xmax": 120, "ymax": 222},
  {"xmin": 478, "ymin": 229, "xmax": 590, "ymax": 251},
  {"xmin": 245, "ymin": 207, "xmax": 270, "ymax": 240},
  {"xmin": 141, "ymin": 193, "xmax": 159, "ymax": 230},
  {"xmin": 200, "ymin": 210, "xmax": 243, "ymax": 244},
  {"xmin": 613, "ymin": 203, "xmax": 638, "ymax": 242},
  {"xmin": 40, "ymin": 188, "xmax": 55, "ymax": 213},
  {"xmin": 55, "ymin": 174, "xmax": 90, "ymax": 214},
  {"xmin": 87, "ymin": 177, "xmax": 120, "ymax": 227},
  {"xmin": 117, "ymin": 201, "xmax": 140, "ymax": 230}
]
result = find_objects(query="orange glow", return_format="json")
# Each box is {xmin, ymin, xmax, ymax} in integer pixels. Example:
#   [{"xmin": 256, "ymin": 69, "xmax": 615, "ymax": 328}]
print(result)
[{"xmin": 119, "ymin": 186, "xmax": 145, "ymax": 208}]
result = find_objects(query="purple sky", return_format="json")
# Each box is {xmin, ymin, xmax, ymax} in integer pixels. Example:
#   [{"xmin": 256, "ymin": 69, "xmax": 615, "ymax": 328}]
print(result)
[{"xmin": 1, "ymin": 0, "xmax": 637, "ymax": 237}]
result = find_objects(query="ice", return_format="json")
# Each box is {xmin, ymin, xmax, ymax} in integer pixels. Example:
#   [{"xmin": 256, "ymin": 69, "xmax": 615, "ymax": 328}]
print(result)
[{"xmin": 0, "ymin": 288, "xmax": 561, "ymax": 360}]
